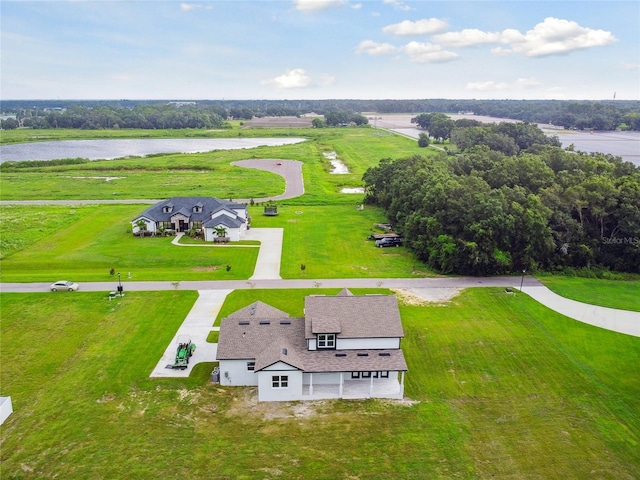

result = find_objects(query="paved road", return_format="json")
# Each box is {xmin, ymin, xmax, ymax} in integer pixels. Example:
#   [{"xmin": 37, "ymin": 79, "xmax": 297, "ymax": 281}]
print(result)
[{"xmin": 0, "ymin": 276, "xmax": 542, "ymax": 293}]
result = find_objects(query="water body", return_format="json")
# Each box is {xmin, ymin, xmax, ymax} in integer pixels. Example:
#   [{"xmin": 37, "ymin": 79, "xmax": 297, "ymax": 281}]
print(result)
[
  {"xmin": 391, "ymin": 125, "xmax": 640, "ymax": 166},
  {"xmin": 0, "ymin": 137, "xmax": 306, "ymax": 163}
]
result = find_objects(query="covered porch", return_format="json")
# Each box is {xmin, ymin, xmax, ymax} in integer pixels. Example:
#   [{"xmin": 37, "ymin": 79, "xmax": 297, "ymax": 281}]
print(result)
[{"xmin": 301, "ymin": 371, "xmax": 405, "ymax": 400}]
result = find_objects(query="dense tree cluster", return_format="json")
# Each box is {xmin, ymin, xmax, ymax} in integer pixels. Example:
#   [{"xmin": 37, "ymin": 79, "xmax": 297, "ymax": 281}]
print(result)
[
  {"xmin": 324, "ymin": 111, "xmax": 369, "ymax": 127},
  {"xmin": 363, "ymin": 126, "xmax": 640, "ymax": 275},
  {"xmin": 3, "ymin": 104, "xmax": 228, "ymax": 130},
  {"xmin": 2, "ymin": 99, "xmax": 638, "ymax": 131}
]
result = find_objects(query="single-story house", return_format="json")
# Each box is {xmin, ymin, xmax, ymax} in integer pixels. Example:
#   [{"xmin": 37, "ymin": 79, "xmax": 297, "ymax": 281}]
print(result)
[
  {"xmin": 216, "ymin": 289, "xmax": 408, "ymax": 402},
  {"xmin": 131, "ymin": 197, "xmax": 249, "ymax": 241}
]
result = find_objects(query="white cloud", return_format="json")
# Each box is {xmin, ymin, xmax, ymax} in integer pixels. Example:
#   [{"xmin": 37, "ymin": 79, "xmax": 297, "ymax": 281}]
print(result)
[
  {"xmin": 622, "ymin": 62, "xmax": 640, "ymax": 70},
  {"xmin": 403, "ymin": 42, "xmax": 458, "ymax": 63},
  {"xmin": 437, "ymin": 17, "xmax": 616, "ymax": 57},
  {"xmin": 508, "ymin": 17, "xmax": 617, "ymax": 57},
  {"xmin": 383, "ymin": 0, "xmax": 412, "ymax": 11},
  {"xmin": 263, "ymin": 69, "xmax": 312, "ymax": 89},
  {"xmin": 355, "ymin": 40, "xmax": 398, "ymax": 56},
  {"xmin": 383, "ymin": 18, "xmax": 449, "ymax": 36},
  {"xmin": 433, "ymin": 28, "xmax": 504, "ymax": 47},
  {"xmin": 467, "ymin": 77, "xmax": 542, "ymax": 92},
  {"xmin": 180, "ymin": 3, "xmax": 212, "ymax": 11},
  {"xmin": 293, "ymin": 0, "xmax": 345, "ymax": 12}
]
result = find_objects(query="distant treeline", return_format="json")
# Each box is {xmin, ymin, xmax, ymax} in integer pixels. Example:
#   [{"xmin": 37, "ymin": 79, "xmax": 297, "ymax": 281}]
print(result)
[
  {"xmin": 1, "ymin": 99, "xmax": 639, "ymax": 131},
  {"xmin": 363, "ymin": 122, "xmax": 640, "ymax": 275}
]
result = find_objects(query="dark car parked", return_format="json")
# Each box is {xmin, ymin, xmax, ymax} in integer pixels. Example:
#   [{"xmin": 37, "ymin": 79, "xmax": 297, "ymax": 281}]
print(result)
[{"xmin": 375, "ymin": 236, "xmax": 403, "ymax": 248}]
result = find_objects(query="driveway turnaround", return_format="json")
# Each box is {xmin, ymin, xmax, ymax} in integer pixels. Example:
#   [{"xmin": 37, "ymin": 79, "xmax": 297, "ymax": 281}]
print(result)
[{"xmin": 150, "ymin": 289, "xmax": 232, "ymax": 378}]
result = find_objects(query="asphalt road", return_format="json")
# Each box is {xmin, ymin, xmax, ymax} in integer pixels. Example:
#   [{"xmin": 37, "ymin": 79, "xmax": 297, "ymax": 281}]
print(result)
[{"xmin": 1, "ymin": 276, "xmax": 540, "ymax": 293}]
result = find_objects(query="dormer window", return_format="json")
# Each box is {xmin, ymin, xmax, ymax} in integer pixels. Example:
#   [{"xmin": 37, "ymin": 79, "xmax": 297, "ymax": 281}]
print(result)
[
  {"xmin": 193, "ymin": 203, "xmax": 203, "ymax": 213},
  {"xmin": 317, "ymin": 333, "xmax": 336, "ymax": 349},
  {"xmin": 163, "ymin": 203, "xmax": 174, "ymax": 213}
]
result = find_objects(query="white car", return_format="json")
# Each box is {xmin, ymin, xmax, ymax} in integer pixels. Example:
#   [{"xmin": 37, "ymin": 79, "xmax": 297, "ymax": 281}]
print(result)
[{"xmin": 50, "ymin": 280, "xmax": 79, "ymax": 292}]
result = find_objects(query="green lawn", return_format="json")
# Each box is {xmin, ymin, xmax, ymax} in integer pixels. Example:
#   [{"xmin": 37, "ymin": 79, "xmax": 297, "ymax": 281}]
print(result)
[
  {"xmin": 0, "ymin": 204, "xmax": 432, "ymax": 281},
  {"xmin": 1, "ymin": 288, "xmax": 638, "ymax": 479},
  {"xmin": 538, "ymin": 276, "xmax": 640, "ymax": 311},
  {"xmin": 251, "ymin": 204, "xmax": 433, "ymax": 278},
  {"xmin": 0, "ymin": 205, "xmax": 258, "ymax": 281}
]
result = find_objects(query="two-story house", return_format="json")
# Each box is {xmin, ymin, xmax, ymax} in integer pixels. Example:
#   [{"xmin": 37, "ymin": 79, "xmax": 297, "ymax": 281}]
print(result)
[
  {"xmin": 216, "ymin": 290, "xmax": 408, "ymax": 401},
  {"xmin": 131, "ymin": 196, "xmax": 249, "ymax": 241}
]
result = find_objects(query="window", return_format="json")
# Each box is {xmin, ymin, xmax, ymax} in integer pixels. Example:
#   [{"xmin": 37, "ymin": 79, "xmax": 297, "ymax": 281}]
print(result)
[
  {"xmin": 161, "ymin": 221, "xmax": 172, "ymax": 230},
  {"xmin": 351, "ymin": 372, "xmax": 360, "ymax": 379},
  {"xmin": 380, "ymin": 371, "xmax": 389, "ymax": 378},
  {"xmin": 362, "ymin": 371, "xmax": 372, "ymax": 378},
  {"xmin": 317, "ymin": 334, "xmax": 336, "ymax": 349},
  {"xmin": 247, "ymin": 361, "xmax": 255, "ymax": 371},
  {"xmin": 272, "ymin": 375, "xmax": 288, "ymax": 388},
  {"xmin": 192, "ymin": 221, "xmax": 202, "ymax": 230}
]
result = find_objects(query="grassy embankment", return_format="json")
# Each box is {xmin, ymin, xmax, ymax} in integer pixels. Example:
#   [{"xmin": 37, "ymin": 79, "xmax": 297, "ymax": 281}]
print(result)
[{"xmin": 1, "ymin": 288, "xmax": 638, "ymax": 479}]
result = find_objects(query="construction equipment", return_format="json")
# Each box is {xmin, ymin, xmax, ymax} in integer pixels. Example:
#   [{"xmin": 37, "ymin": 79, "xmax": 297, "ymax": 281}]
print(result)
[{"xmin": 168, "ymin": 335, "xmax": 196, "ymax": 369}]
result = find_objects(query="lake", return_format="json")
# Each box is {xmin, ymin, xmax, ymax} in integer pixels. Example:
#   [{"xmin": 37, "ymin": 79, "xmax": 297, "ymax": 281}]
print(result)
[
  {"xmin": 384, "ymin": 113, "xmax": 640, "ymax": 166},
  {"xmin": 0, "ymin": 137, "xmax": 306, "ymax": 163}
]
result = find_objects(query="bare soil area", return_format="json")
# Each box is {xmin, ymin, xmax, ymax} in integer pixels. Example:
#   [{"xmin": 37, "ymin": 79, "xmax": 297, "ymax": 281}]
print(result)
[{"xmin": 242, "ymin": 116, "xmax": 313, "ymax": 128}]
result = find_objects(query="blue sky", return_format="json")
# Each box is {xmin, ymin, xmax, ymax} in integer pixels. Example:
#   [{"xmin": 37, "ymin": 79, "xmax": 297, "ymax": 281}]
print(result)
[{"xmin": 1, "ymin": 0, "xmax": 638, "ymax": 100}]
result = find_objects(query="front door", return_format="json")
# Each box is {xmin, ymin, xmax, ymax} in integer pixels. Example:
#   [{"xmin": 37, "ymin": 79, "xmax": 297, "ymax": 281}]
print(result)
[{"xmin": 179, "ymin": 220, "xmax": 188, "ymax": 232}]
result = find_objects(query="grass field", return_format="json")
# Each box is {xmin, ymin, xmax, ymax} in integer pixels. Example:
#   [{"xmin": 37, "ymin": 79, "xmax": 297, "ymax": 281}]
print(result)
[
  {"xmin": 0, "ymin": 204, "xmax": 432, "ymax": 281},
  {"xmin": 1, "ymin": 288, "xmax": 638, "ymax": 479},
  {"xmin": 0, "ymin": 204, "xmax": 258, "ymax": 281},
  {"xmin": 0, "ymin": 127, "xmax": 428, "ymax": 202},
  {"xmin": 538, "ymin": 276, "xmax": 640, "ymax": 311}
]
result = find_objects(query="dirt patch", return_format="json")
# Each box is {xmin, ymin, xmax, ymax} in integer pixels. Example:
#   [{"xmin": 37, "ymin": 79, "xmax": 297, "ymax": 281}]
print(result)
[
  {"xmin": 221, "ymin": 387, "xmax": 417, "ymax": 420},
  {"xmin": 242, "ymin": 116, "xmax": 313, "ymax": 128},
  {"xmin": 192, "ymin": 266, "xmax": 221, "ymax": 272},
  {"xmin": 392, "ymin": 287, "xmax": 460, "ymax": 305}
]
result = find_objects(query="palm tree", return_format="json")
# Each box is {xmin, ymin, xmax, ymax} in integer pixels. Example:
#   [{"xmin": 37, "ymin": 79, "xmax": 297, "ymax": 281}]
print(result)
[
  {"xmin": 214, "ymin": 226, "xmax": 228, "ymax": 238},
  {"xmin": 135, "ymin": 219, "xmax": 147, "ymax": 237}
]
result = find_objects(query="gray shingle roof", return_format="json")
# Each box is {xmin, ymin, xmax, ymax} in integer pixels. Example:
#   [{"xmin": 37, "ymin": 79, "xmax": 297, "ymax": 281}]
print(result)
[
  {"xmin": 217, "ymin": 295, "xmax": 407, "ymax": 373},
  {"xmin": 305, "ymin": 295, "xmax": 404, "ymax": 338},
  {"xmin": 131, "ymin": 196, "xmax": 246, "ymax": 223}
]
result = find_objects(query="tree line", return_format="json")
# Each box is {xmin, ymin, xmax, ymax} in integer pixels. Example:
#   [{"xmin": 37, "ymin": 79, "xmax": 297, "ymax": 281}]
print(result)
[
  {"xmin": 363, "ymin": 123, "xmax": 640, "ymax": 275},
  {"xmin": 2, "ymin": 99, "xmax": 639, "ymax": 131}
]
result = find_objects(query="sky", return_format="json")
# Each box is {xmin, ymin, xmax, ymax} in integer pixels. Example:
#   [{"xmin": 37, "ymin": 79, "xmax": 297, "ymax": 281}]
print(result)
[{"xmin": 1, "ymin": 0, "xmax": 639, "ymax": 100}]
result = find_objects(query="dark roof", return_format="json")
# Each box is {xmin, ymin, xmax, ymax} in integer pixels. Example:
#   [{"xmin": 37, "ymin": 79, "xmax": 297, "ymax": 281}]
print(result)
[
  {"xmin": 216, "ymin": 296, "xmax": 407, "ymax": 373},
  {"xmin": 203, "ymin": 215, "xmax": 244, "ymax": 229},
  {"xmin": 304, "ymin": 295, "xmax": 404, "ymax": 338},
  {"xmin": 131, "ymin": 197, "xmax": 246, "ymax": 223}
]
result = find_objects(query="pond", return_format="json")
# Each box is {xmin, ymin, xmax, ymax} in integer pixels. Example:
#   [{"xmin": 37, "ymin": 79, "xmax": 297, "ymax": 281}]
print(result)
[{"xmin": 0, "ymin": 137, "xmax": 306, "ymax": 163}]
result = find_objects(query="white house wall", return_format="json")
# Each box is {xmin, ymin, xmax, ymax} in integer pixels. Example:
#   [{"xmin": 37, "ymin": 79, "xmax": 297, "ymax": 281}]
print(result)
[
  {"xmin": 204, "ymin": 226, "xmax": 241, "ymax": 242},
  {"xmin": 219, "ymin": 360, "xmax": 258, "ymax": 386},
  {"xmin": 338, "ymin": 337, "xmax": 401, "ymax": 350},
  {"xmin": 234, "ymin": 208, "xmax": 248, "ymax": 220},
  {"xmin": 131, "ymin": 218, "xmax": 157, "ymax": 234},
  {"xmin": 257, "ymin": 370, "xmax": 303, "ymax": 401},
  {"xmin": 308, "ymin": 337, "xmax": 400, "ymax": 351}
]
